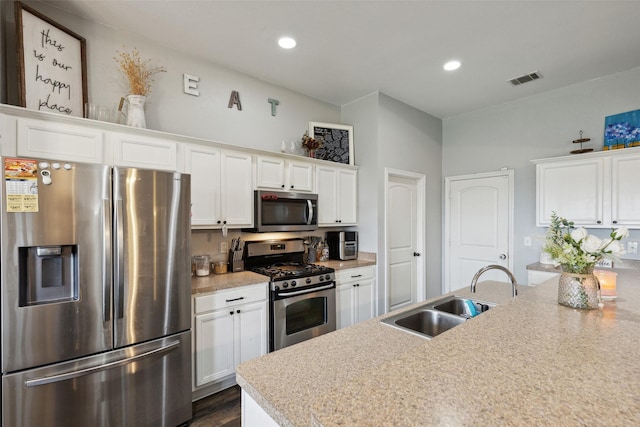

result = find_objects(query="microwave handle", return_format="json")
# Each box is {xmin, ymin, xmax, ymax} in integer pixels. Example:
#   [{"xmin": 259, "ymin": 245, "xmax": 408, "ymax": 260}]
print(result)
[{"xmin": 306, "ymin": 199, "xmax": 314, "ymax": 225}]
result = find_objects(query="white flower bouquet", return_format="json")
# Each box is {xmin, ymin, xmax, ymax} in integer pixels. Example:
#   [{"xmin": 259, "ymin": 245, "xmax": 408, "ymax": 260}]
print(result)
[{"xmin": 543, "ymin": 212, "xmax": 627, "ymax": 274}]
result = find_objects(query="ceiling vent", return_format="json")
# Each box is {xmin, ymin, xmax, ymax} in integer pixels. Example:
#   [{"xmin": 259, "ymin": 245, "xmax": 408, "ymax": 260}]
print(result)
[{"xmin": 508, "ymin": 71, "xmax": 543, "ymax": 86}]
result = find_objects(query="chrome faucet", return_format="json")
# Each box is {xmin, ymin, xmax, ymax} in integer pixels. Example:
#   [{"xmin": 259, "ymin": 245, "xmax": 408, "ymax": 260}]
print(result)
[{"xmin": 470, "ymin": 265, "xmax": 518, "ymax": 297}]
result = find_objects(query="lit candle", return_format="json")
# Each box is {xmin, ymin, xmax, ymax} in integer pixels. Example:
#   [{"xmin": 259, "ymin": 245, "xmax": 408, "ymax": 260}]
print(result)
[{"xmin": 594, "ymin": 270, "xmax": 617, "ymax": 300}]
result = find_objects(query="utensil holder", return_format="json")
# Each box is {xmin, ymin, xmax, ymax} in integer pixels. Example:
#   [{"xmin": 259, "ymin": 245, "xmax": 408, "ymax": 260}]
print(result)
[{"xmin": 228, "ymin": 250, "xmax": 244, "ymax": 272}]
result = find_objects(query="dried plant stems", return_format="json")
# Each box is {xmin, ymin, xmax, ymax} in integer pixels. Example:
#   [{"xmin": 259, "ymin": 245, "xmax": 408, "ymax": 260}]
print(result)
[{"xmin": 114, "ymin": 47, "xmax": 166, "ymax": 96}]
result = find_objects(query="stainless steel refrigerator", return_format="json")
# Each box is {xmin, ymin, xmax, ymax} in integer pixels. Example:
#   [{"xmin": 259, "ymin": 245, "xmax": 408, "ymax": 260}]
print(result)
[{"xmin": 0, "ymin": 157, "xmax": 192, "ymax": 426}]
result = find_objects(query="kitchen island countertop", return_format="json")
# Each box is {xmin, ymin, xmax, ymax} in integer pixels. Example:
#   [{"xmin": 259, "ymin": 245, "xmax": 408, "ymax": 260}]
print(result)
[{"xmin": 236, "ymin": 270, "xmax": 640, "ymax": 426}]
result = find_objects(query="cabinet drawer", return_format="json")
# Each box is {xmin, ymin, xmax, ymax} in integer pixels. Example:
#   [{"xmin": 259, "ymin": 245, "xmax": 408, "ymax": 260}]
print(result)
[
  {"xmin": 194, "ymin": 283, "xmax": 267, "ymax": 314},
  {"xmin": 335, "ymin": 266, "xmax": 374, "ymax": 283}
]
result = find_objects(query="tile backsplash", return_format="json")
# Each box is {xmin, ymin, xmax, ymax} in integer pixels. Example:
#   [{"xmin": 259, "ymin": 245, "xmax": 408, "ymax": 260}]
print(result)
[{"xmin": 191, "ymin": 229, "xmax": 333, "ymax": 263}]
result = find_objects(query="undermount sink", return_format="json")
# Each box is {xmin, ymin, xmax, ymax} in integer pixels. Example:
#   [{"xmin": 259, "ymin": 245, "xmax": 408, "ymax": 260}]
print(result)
[
  {"xmin": 381, "ymin": 296, "xmax": 496, "ymax": 339},
  {"xmin": 433, "ymin": 297, "xmax": 496, "ymax": 316}
]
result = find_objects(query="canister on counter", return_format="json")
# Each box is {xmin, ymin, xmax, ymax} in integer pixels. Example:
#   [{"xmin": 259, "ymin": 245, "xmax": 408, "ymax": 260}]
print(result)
[
  {"xmin": 213, "ymin": 261, "xmax": 228, "ymax": 274},
  {"xmin": 193, "ymin": 255, "xmax": 211, "ymax": 276}
]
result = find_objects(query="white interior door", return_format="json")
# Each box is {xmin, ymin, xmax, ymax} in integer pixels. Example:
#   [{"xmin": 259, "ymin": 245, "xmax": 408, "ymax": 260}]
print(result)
[
  {"xmin": 445, "ymin": 171, "xmax": 513, "ymax": 293},
  {"xmin": 386, "ymin": 171, "xmax": 425, "ymax": 312}
]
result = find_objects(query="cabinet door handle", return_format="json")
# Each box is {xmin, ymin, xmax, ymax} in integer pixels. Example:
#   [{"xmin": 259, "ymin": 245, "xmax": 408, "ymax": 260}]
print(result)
[
  {"xmin": 281, "ymin": 184, "xmax": 285, "ymax": 188},
  {"xmin": 597, "ymin": 220, "xmax": 602, "ymax": 224},
  {"xmin": 225, "ymin": 297, "xmax": 245, "ymax": 302},
  {"xmin": 351, "ymin": 274, "xmax": 362, "ymax": 278},
  {"xmin": 229, "ymin": 311, "xmax": 234, "ymax": 315},
  {"xmin": 613, "ymin": 220, "xmax": 618, "ymax": 224},
  {"xmin": 236, "ymin": 309, "xmax": 240, "ymax": 313},
  {"xmin": 413, "ymin": 252, "xmax": 421, "ymax": 257}
]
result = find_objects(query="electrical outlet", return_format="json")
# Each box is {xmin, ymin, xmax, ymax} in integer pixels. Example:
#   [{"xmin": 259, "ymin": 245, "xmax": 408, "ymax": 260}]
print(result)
[
  {"xmin": 524, "ymin": 236, "xmax": 532, "ymax": 247},
  {"xmin": 627, "ymin": 241, "xmax": 638, "ymax": 254},
  {"xmin": 221, "ymin": 241, "xmax": 229, "ymax": 253}
]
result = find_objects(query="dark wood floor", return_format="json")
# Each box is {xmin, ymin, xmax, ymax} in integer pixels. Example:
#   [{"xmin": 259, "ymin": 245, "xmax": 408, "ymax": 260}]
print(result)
[{"xmin": 189, "ymin": 386, "xmax": 241, "ymax": 427}]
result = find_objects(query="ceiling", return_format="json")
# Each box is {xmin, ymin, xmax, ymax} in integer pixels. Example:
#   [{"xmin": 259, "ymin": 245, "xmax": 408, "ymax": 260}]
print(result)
[{"xmin": 40, "ymin": 0, "xmax": 640, "ymax": 119}]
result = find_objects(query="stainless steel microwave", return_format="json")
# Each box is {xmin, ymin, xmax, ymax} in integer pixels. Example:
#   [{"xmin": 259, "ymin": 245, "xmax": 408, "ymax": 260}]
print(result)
[{"xmin": 246, "ymin": 190, "xmax": 318, "ymax": 232}]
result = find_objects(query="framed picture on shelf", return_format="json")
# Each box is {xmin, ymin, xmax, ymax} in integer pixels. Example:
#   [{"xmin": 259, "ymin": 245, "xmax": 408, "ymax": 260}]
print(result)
[
  {"xmin": 604, "ymin": 109, "xmax": 640, "ymax": 150},
  {"xmin": 15, "ymin": 1, "xmax": 87, "ymax": 117},
  {"xmin": 309, "ymin": 122, "xmax": 354, "ymax": 165}
]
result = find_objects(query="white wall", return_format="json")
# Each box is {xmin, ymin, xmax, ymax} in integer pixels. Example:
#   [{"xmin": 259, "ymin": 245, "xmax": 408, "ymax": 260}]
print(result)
[
  {"xmin": 443, "ymin": 67, "xmax": 640, "ymax": 285},
  {"xmin": 5, "ymin": 1, "xmax": 341, "ymax": 152},
  {"xmin": 342, "ymin": 92, "xmax": 443, "ymax": 311}
]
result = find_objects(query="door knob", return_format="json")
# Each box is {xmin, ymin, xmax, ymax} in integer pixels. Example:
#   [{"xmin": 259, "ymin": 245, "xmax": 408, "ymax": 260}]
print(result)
[
  {"xmin": 413, "ymin": 252, "xmax": 421, "ymax": 257},
  {"xmin": 499, "ymin": 254, "xmax": 507, "ymax": 260}
]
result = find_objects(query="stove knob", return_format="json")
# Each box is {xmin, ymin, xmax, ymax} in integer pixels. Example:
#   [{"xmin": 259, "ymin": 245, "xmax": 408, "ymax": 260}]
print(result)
[
  {"xmin": 291, "ymin": 281, "xmax": 297, "ymax": 287},
  {"xmin": 306, "ymin": 278, "xmax": 312, "ymax": 284},
  {"xmin": 283, "ymin": 282, "xmax": 289, "ymax": 288},
  {"xmin": 319, "ymin": 276, "xmax": 324, "ymax": 282},
  {"xmin": 274, "ymin": 286, "xmax": 280, "ymax": 291},
  {"xmin": 325, "ymin": 274, "xmax": 331, "ymax": 281}
]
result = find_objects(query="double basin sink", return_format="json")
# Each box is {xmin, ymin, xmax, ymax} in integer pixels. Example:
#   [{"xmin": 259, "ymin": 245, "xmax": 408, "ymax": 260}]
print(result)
[{"xmin": 381, "ymin": 296, "xmax": 496, "ymax": 339}]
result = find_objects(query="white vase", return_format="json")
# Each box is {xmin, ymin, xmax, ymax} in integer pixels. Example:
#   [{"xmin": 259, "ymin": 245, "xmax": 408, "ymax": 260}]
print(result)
[{"xmin": 123, "ymin": 95, "xmax": 147, "ymax": 128}]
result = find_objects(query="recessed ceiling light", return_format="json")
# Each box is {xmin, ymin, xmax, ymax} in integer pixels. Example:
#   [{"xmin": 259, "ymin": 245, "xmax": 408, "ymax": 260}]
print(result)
[
  {"xmin": 278, "ymin": 37, "xmax": 296, "ymax": 49},
  {"xmin": 443, "ymin": 60, "xmax": 461, "ymax": 71}
]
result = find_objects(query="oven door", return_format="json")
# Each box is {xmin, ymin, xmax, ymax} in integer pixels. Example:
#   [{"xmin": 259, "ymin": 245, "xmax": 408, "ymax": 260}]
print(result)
[{"xmin": 271, "ymin": 283, "xmax": 336, "ymax": 351}]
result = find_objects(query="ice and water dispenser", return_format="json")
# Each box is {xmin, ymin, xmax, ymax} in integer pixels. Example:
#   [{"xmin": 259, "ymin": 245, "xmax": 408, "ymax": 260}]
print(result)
[{"xmin": 19, "ymin": 245, "xmax": 79, "ymax": 306}]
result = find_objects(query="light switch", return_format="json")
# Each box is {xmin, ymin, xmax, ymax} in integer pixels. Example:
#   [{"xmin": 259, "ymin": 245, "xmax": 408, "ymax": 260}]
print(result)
[
  {"xmin": 524, "ymin": 236, "xmax": 532, "ymax": 247},
  {"xmin": 627, "ymin": 241, "xmax": 638, "ymax": 254},
  {"xmin": 221, "ymin": 241, "xmax": 229, "ymax": 254}
]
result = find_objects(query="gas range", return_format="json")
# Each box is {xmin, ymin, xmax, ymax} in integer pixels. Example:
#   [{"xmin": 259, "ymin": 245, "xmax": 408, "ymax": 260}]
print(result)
[
  {"xmin": 251, "ymin": 262, "xmax": 335, "ymax": 290},
  {"xmin": 244, "ymin": 239, "xmax": 335, "ymax": 291},
  {"xmin": 244, "ymin": 238, "xmax": 337, "ymax": 352}
]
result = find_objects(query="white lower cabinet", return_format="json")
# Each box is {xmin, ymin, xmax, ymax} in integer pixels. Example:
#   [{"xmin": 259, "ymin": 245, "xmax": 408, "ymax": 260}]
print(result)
[
  {"xmin": 336, "ymin": 266, "xmax": 376, "ymax": 329},
  {"xmin": 527, "ymin": 270, "xmax": 559, "ymax": 286},
  {"xmin": 193, "ymin": 283, "xmax": 268, "ymax": 392}
]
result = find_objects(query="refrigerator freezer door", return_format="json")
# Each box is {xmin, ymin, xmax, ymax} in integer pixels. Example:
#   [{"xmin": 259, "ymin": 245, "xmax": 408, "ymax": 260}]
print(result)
[
  {"xmin": 113, "ymin": 167, "xmax": 191, "ymax": 348},
  {"xmin": 2, "ymin": 331, "xmax": 192, "ymax": 427},
  {"xmin": 1, "ymin": 160, "xmax": 113, "ymax": 373}
]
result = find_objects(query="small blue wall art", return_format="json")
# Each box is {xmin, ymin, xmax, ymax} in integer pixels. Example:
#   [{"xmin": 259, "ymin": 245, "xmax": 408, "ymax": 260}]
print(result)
[{"xmin": 604, "ymin": 109, "xmax": 640, "ymax": 150}]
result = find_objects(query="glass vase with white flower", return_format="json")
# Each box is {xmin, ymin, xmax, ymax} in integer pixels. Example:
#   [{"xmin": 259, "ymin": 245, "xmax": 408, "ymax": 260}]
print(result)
[{"xmin": 543, "ymin": 212, "xmax": 628, "ymax": 309}]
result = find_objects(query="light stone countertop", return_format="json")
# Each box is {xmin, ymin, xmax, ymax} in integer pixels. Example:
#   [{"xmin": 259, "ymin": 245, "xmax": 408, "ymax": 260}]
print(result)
[
  {"xmin": 191, "ymin": 271, "xmax": 269, "ymax": 295},
  {"xmin": 192, "ymin": 254, "xmax": 376, "ymax": 295},
  {"xmin": 236, "ymin": 270, "xmax": 640, "ymax": 426},
  {"xmin": 314, "ymin": 254, "xmax": 376, "ymax": 270}
]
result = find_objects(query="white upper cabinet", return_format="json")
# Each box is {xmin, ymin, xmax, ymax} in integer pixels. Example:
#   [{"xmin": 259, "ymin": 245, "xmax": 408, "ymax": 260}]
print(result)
[
  {"xmin": 110, "ymin": 131, "xmax": 178, "ymax": 171},
  {"xmin": 316, "ymin": 165, "xmax": 357, "ymax": 226},
  {"xmin": 185, "ymin": 144, "xmax": 253, "ymax": 229},
  {"xmin": 535, "ymin": 157, "xmax": 604, "ymax": 226},
  {"xmin": 15, "ymin": 116, "xmax": 105, "ymax": 164},
  {"xmin": 611, "ymin": 154, "xmax": 640, "ymax": 226},
  {"xmin": 534, "ymin": 148, "xmax": 640, "ymax": 228},
  {"xmin": 221, "ymin": 150, "xmax": 254, "ymax": 226},
  {"xmin": 255, "ymin": 155, "xmax": 314, "ymax": 193}
]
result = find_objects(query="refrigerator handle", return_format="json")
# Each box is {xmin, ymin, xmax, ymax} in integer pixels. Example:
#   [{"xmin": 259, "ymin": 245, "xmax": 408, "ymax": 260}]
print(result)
[
  {"xmin": 103, "ymin": 199, "xmax": 112, "ymax": 322},
  {"xmin": 24, "ymin": 340, "xmax": 181, "ymax": 387},
  {"xmin": 115, "ymin": 199, "xmax": 125, "ymax": 319}
]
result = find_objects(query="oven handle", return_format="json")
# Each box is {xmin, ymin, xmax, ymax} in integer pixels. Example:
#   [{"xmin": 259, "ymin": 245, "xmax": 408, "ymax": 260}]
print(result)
[{"xmin": 276, "ymin": 283, "xmax": 334, "ymax": 297}]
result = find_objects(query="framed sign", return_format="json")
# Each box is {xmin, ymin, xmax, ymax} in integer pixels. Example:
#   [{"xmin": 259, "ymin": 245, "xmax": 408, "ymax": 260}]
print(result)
[
  {"xmin": 309, "ymin": 122, "xmax": 354, "ymax": 165},
  {"xmin": 15, "ymin": 2, "xmax": 87, "ymax": 117}
]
